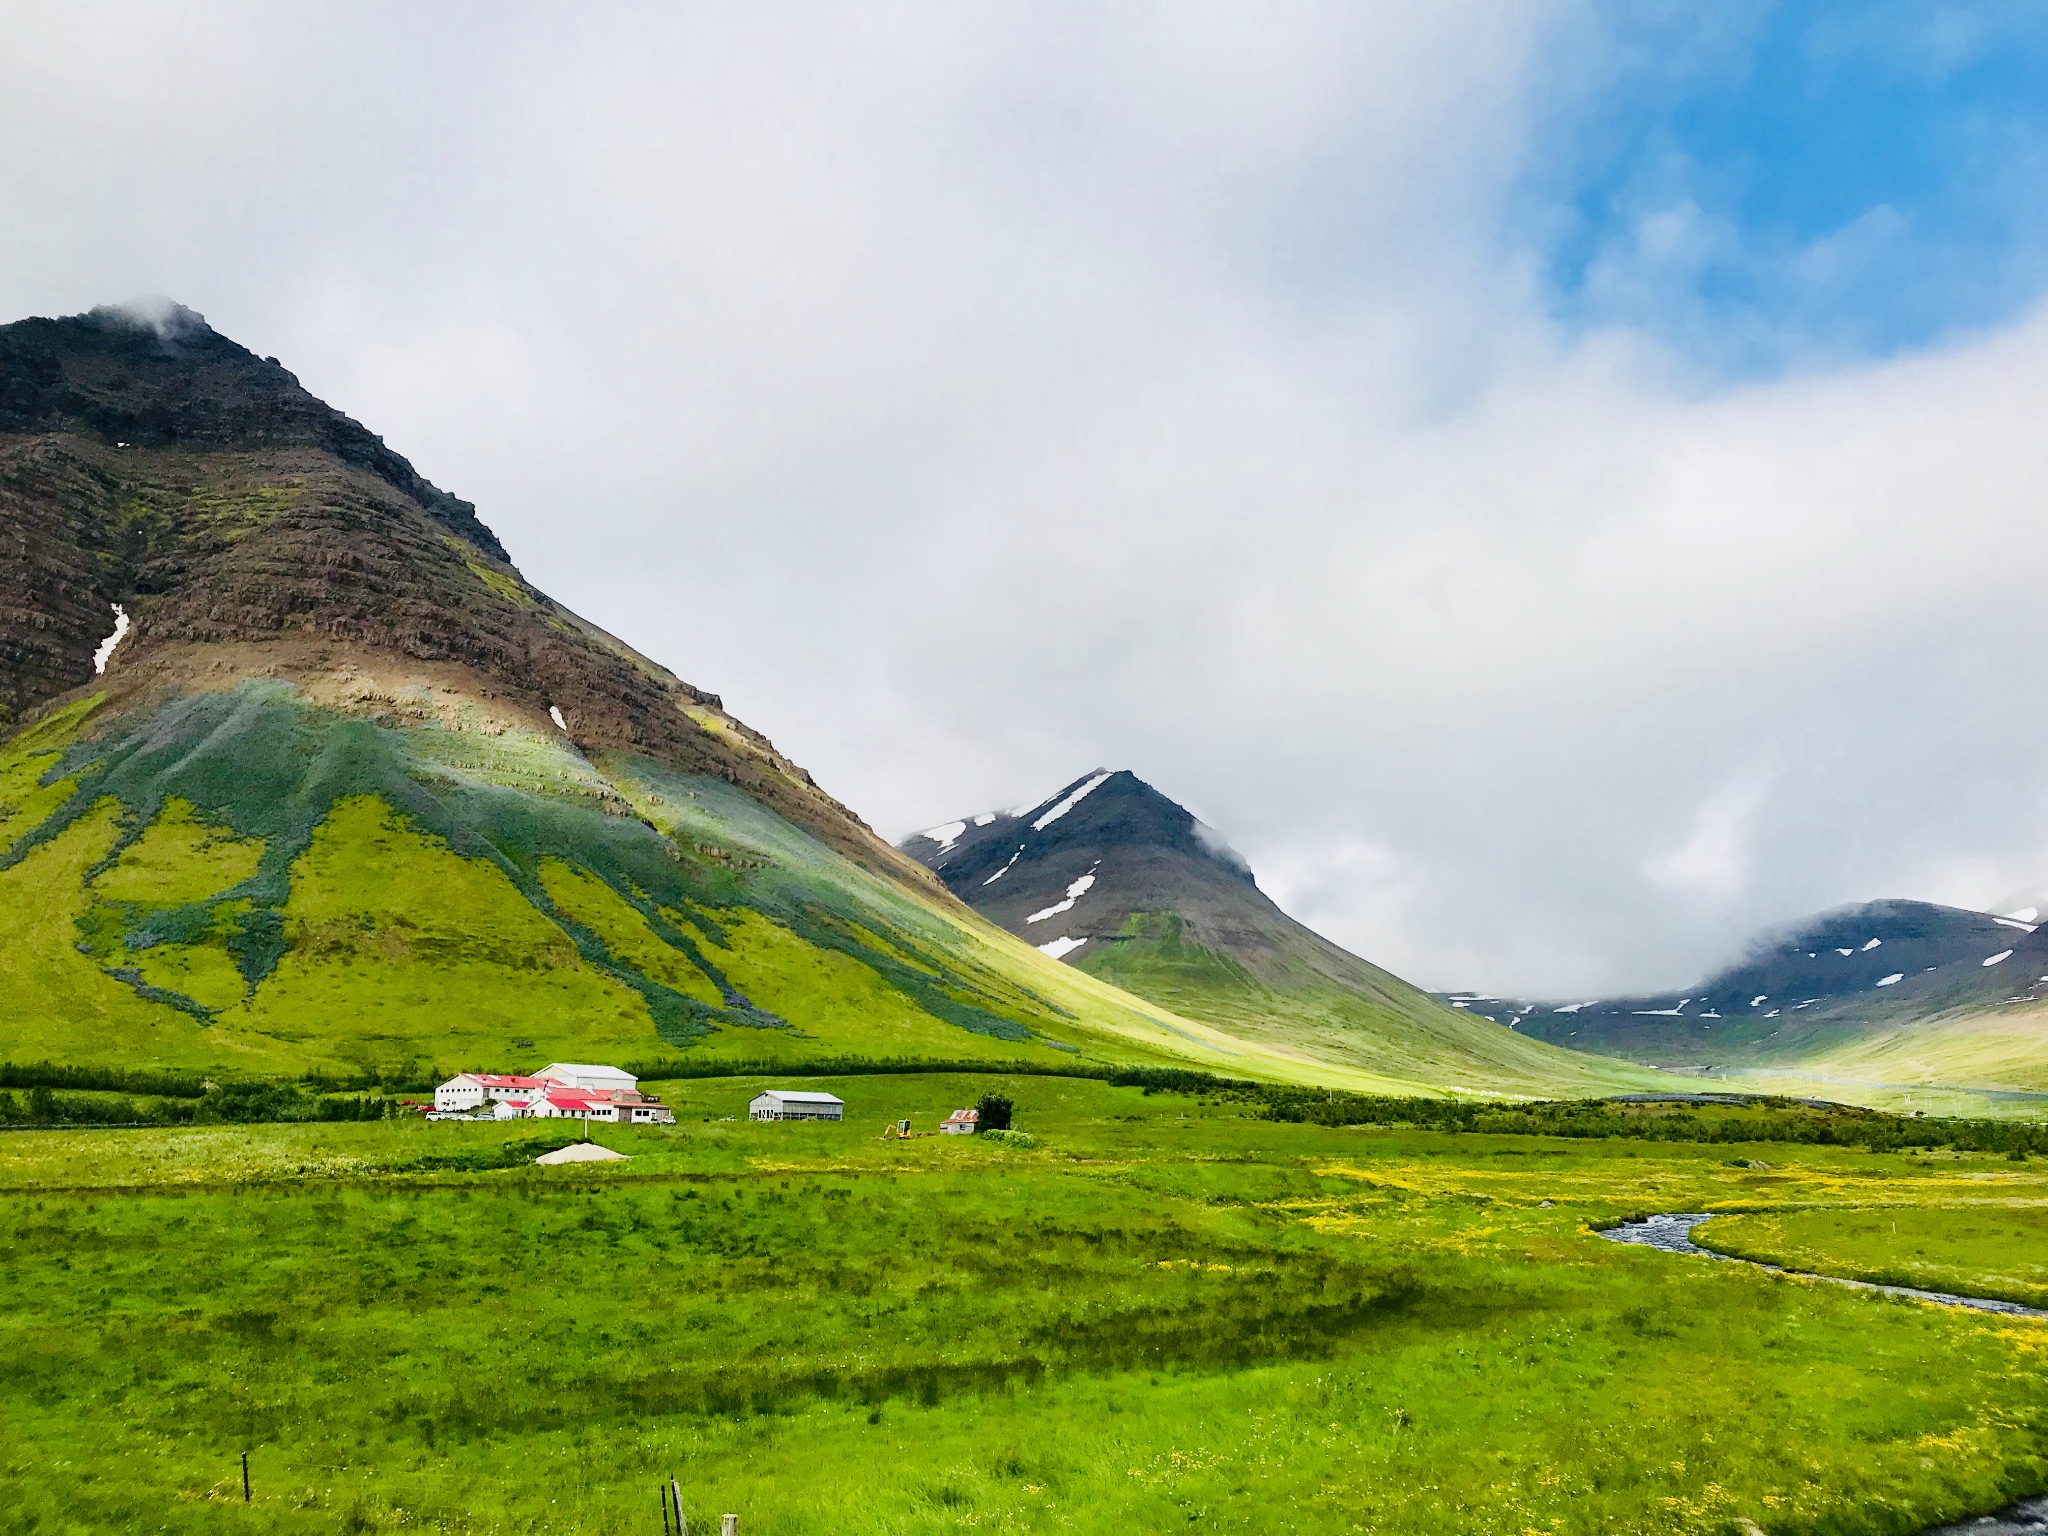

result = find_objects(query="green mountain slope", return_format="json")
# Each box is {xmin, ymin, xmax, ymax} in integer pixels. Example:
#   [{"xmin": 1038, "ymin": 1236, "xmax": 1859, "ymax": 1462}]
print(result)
[
  {"xmin": 0, "ymin": 689, "xmax": 1275, "ymax": 1081},
  {"xmin": 10, "ymin": 300, "xmax": 1566, "ymax": 1093},
  {"xmin": 902, "ymin": 771, "xmax": 1679, "ymax": 1098}
]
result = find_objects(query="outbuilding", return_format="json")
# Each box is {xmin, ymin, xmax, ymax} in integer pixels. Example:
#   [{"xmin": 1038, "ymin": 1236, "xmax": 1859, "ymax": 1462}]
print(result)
[
  {"xmin": 940, "ymin": 1108, "xmax": 979, "ymax": 1135},
  {"xmin": 533, "ymin": 1063, "xmax": 638, "ymax": 1094},
  {"xmin": 749, "ymin": 1090, "xmax": 845, "ymax": 1122}
]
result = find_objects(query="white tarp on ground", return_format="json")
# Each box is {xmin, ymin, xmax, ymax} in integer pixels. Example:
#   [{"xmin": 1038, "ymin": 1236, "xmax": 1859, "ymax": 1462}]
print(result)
[{"xmin": 536, "ymin": 1142, "xmax": 628, "ymax": 1165}]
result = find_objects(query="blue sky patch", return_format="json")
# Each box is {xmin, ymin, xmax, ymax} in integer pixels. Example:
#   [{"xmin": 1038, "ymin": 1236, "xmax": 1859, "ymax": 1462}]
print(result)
[{"xmin": 1533, "ymin": 1, "xmax": 2048, "ymax": 372}]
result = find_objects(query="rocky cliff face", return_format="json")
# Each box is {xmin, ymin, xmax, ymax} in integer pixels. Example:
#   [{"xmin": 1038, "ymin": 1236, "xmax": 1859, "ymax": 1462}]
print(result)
[{"xmin": 0, "ymin": 302, "xmax": 939, "ymax": 892}]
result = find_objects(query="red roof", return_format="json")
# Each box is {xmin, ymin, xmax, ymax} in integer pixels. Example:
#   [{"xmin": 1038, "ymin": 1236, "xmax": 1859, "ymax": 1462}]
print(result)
[{"xmin": 474, "ymin": 1074, "xmax": 548, "ymax": 1089}]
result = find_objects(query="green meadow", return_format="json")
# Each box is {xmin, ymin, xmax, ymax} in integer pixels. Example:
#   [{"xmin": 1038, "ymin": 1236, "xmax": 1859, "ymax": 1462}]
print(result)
[{"xmin": 4, "ymin": 1075, "xmax": 2048, "ymax": 1535}]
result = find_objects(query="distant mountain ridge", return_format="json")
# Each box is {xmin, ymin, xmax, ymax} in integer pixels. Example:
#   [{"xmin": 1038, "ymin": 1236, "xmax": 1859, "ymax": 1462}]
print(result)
[
  {"xmin": 1457, "ymin": 897, "xmax": 2048, "ymax": 1104},
  {"xmin": 903, "ymin": 769, "xmax": 1673, "ymax": 1097}
]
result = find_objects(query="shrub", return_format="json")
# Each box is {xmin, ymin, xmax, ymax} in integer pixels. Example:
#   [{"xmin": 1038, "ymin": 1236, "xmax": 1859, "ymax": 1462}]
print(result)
[{"xmin": 979, "ymin": 1129, "xmax": 1039, "ymax": 1150}]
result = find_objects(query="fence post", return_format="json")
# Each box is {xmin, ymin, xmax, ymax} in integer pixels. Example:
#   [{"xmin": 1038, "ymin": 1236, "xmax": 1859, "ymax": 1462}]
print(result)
[
  {"xmin": 674, "ymin": 1478, "xmax": 686, "ymax": 1534},
  {"xmin": 241, "ymin": 1451, "xmax": 250, "ymax": 1502},
  {"xmin": 722, "ymin": 1515, "xmax": 737, "ymax": 1536},
  {"xmin": 661, "ymin": 1482, "xmax": 671, "ymax": 1534}
]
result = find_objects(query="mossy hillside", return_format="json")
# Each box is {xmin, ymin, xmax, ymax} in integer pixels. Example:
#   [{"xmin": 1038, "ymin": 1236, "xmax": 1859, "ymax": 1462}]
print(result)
[
  {"xmin": 0, "ymin": 687, "xmax": 1232, "ymax": 1079},
  {"xmin": 1075, "ymin": 910, "xmax": 1670, "ymax": 1098}
]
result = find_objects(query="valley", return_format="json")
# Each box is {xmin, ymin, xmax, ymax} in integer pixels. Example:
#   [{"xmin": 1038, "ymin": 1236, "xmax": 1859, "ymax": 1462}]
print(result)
[{"xmin": 4, "ymin": 1078, "xmax": 2046, "ymax": 1534}]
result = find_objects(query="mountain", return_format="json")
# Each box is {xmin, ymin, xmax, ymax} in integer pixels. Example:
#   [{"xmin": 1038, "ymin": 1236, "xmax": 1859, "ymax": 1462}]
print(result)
[
  {"xmin": 901, "ymin": 769, "xmax": 1674, "ymax": 1097},
  {"xmin": 1463, "ymin": 898, "xmax": 2048, "ymax": 1108},
  {"xmin": 0, "ymin": 302, "xmax": 1332, "ymax": 1086}
]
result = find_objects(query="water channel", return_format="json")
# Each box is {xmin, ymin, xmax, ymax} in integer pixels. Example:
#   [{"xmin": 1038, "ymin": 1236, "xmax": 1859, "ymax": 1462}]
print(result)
[{"xmin": 1599, "ymin": 1214, "xmax": 2048, "ymax": 1533}]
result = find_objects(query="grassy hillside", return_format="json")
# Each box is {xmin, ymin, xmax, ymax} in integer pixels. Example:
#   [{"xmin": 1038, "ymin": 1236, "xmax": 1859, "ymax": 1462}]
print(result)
[
  {"xmin": 1072, "ymin": 909, "xmax": 1667, "ymax": 1097},
  {"xmin": 1, "ymin": 686, "xmax": 1694, "ymax": 1097},
  {"xmin": 905, "ymin": 772, "xmax": 1679, "ymax": 1099},
  {"xmin": 0, "ymin": 686, "xmax": 1281, "ymax": 1082},
  {"xmin": 6, "ymin": 1082, "xmax": 2048, "ymax": 1532}
]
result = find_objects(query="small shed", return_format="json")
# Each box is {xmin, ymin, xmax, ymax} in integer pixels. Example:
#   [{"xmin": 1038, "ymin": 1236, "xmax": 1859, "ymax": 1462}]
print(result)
[
  {"xmin": 940, "ymin": 1108, "xmax": 979, "ymax": 1135},
  {"xmin": 749, "ymin": 1090, "xmax": 845, "ymax": 1122}
]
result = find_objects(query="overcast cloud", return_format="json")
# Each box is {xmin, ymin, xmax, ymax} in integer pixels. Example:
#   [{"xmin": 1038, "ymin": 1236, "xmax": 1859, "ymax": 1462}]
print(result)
[{"xmin": 6, "ymin": 2, "xmax": 2048, "ymax": 994}]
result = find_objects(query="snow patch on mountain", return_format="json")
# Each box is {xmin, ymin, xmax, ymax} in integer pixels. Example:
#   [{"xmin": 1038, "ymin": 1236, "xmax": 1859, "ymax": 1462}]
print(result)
[
  {"xmin": 1027, "ymin": 870, "xmax": 1098, "ymax": 924},
  {"xmin": 93, "ymin": 604, "xmax": 129, "ymax": 675},
  {"xmin": 1033, "ymin": 772, "xmax": 1112, "ymax": 832},
  {"xmin": 1037, "ymin": 935, "xmax": 1087, "ymax": 959},
  {"xmin": 922, "ymin": 821, "xmax": 968, "ymax": 852}
]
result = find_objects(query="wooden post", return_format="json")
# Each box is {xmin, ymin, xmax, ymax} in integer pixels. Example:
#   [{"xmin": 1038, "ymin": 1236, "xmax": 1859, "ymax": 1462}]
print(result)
[
  {"xmin": 673, "ymin": 1478, "xmax": 686, "ymax": 1534},
  {"xmin": 661, "ymin": 1483, "xmax": 671, "ymax": 1534},
  {"xmin": 241, "ymin": 1451, "xmax": 250, "ymax": 1502},
  {"xmin": 722, "ymin": 1515, "xmax": 737, "ymax": 1536}
]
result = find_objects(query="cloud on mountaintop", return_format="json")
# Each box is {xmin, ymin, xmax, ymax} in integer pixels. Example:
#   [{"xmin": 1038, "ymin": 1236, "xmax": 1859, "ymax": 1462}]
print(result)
[{"xmin": 3, "ymin": 3, "xmax": 2048, "ymax": 994}]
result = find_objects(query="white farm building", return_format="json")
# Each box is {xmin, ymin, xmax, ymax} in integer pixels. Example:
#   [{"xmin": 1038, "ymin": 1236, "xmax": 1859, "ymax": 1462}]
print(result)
[
  {"xmin": 749, "ymin": 1090, "xmax": 845, "ymax": 1122},
  {"xmin": 533, "ymin": 1063, "xmax": 638, "ymax": 1094}
]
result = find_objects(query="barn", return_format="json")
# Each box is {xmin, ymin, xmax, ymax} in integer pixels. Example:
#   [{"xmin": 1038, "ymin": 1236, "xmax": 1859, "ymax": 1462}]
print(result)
[{"xmin": 749, "ymin": 1090, "xmax": 845, "ymax": 1122}]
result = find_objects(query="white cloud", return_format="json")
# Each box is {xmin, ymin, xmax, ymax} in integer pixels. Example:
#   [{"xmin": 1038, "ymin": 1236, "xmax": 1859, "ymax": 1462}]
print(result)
[
  {"xmin": 4, "ymin": 4, "xmax": 2048, "ymax": 996},
  {"xmin": 1644, "ymin": 778, "xmax": 1767, "ymax": 898}
]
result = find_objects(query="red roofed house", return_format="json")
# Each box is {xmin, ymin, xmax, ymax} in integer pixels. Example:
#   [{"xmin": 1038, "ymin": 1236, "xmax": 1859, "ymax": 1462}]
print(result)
[
  {"xmin": 434, "ymin": 1073, "xmax": 550, "ymax": 1114},
  {"xmin": 939, "ymin": 1108, "xmax": 979, "ymax": 1135}
]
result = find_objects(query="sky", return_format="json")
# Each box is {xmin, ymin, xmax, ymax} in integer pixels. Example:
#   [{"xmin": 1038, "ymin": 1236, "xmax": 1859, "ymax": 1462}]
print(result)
[{"xmin": 6, "ymin": 1, "xmax": 2048, "ymax": 995}]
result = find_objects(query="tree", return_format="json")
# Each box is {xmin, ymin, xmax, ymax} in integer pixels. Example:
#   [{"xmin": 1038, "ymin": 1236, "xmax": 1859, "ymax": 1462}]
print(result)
[{"xmin": 975, "ymin": 1092, "xmax": 1013, "ymax": 1132}]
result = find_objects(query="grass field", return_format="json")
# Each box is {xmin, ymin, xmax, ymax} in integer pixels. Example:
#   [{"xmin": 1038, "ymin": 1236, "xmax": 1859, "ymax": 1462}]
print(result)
[
  {"xmin": 1702, "ymin": 1206, "xmax": 2048, "ymax": 1311},
  {"xmin": 4, "ymin": 1076, "xmax": 2048, "ymax": 1534}
]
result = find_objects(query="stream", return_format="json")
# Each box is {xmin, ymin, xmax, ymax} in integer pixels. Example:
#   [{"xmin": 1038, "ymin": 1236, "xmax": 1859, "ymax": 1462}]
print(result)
[
  {"xmin": 1600, "ymin": 1214, "xmax": 2048, "ymax": 1534},
  {"xmin": 1598, "ymin": 1213, "xmax": 2047, "ymax": 1317}
]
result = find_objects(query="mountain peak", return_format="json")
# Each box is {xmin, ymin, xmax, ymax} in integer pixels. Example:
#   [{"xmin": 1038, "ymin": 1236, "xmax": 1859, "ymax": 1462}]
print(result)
[
  {"xmin": 915, "ymin": 769, "xmax": 1258, "ymax": 895},
  {"xmin": 0, "ymin": 303, "xmax": 506, "ymax": 561}
]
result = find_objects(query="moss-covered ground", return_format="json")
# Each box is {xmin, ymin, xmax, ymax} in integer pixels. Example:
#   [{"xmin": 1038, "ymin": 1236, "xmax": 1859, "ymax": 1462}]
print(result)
[
  {"xmin": 0, "ymin": 688, "xmax": 1228, "ymax": 1083},
  {"xmin": 1, "ymin": 687, "xmax": 1674, "ymax": 1097},
  {"xmin": 1074, "ymin": 910, "xmax": 1665, "ymax": 1098},
  {"xmin": 3, "ymin": 1080, "xmax": 2047, "ymax": 1534},
  {"xmin": 1702, "ymin": 1204, "xmax": 2048, "ymax": 1311}
]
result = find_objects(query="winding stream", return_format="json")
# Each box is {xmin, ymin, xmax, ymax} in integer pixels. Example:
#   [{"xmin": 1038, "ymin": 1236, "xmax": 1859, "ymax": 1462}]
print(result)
[
  {"xmin": 1600, "ymin": 1214, "xmax": 2048, "ymax": 1534},
  {"xmin": 1598, "ymin": 1213, "xmax": 2047, "ymax": 1317}
]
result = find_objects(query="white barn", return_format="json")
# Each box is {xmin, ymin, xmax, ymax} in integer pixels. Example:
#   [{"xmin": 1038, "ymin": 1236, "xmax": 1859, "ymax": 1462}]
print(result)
[
  {"xmin": 749, "ymin": 1090, "xmax": 845, "ymax": 1122},
  {"xmin": 533, "ymin": 1063, "xmax": 638, "ymax": 1094}
]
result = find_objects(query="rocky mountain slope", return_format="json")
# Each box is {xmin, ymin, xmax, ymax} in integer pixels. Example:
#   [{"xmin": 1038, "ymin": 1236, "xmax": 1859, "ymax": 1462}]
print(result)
[
  {"xmin": 903, "ymin": 770, "xmax": 1671, "ymax": 1096},
  {"xmin": 1463, "ymin": 898, "xmax": 2048, "ymax": 1108},
  {"xmin": 0, "ymin": 303, "xmax": 1313, "ymax": 1084}
]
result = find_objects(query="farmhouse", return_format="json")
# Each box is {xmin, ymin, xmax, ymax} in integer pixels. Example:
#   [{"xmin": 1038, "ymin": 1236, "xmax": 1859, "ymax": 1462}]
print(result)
[
  {"xmin": 526, "ymin": 1088, "xmax": 675, "ymax": 1124},
  {"xmin": 433, "ymin": 1073, "xmax": 549, "ymax": 1113},
  {"xmin": 940, "ymin": 1108, "xmax": 979, "ymax": 1135},
  {"xmin": 749, "ymin": 1090, "xmax": 845, "ymax": 1122},
  {"xmin": 432, "ymin": 1063, "xmax": 672, "ymax": 1124}
]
